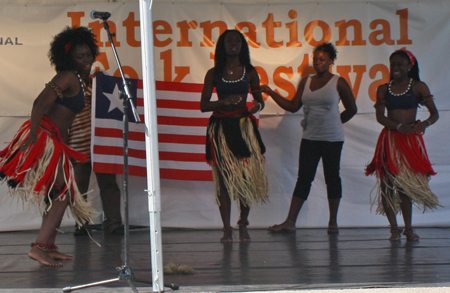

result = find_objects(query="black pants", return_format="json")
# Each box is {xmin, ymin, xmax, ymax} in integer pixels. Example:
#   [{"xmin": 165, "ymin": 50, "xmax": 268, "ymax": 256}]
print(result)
[{"xmin": 293, "ymin": 139, "xmax": 344, "ymax": 200}]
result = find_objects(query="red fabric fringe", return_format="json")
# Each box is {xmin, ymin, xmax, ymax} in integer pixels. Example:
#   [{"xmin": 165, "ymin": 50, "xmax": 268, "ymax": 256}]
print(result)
[
  {"xmin": 365, "ymin": 128, "xmax": 436, "ymax": 178},
  {"xmin": 0, "ymin": 116, "xmax": 87, "ymax": 200}
]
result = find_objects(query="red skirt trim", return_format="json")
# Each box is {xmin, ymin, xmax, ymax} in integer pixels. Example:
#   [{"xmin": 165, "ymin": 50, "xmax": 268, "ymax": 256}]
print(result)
[
  {"xmin": 0, "ymin": 116, "xmax": 92, "ymax": 224},
  {"xmin": 365, "ymin": 128, "xmax": 440, "ymax": 214},
  {"xmin": 365, "ymin": 128, "xmax": 436, "ymax": 178}
]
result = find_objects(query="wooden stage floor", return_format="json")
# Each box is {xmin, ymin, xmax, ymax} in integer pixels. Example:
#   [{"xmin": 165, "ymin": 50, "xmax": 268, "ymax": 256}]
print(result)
[{"xmin": 1, "ymin": 227, "xmax": 449, "ymax": 292}]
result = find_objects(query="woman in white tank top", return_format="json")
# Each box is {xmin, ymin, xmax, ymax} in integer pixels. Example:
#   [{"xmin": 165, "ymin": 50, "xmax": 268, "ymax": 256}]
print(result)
[{"xmin": 261, "ymin": 42, "xmax": 357, "ymax": 234}]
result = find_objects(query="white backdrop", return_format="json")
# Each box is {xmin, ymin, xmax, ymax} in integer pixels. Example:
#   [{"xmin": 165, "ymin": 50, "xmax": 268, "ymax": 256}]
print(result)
[{"xmin": 0, "ymin": 0, "xmax": 449, "ymax": 231}]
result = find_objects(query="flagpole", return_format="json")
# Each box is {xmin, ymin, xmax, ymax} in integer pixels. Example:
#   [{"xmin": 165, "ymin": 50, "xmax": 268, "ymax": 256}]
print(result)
[{"xmin": 139, "ymin": 1, "xmax": 167, "ymax": 292}]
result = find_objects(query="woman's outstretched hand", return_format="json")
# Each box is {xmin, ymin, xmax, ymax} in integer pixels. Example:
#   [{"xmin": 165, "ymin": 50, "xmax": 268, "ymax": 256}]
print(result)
[
  {"xmin": 20, "ymin": 135, "xmax": 37, "ymax": 152},
  {"xmin": 260, "ymin": 85, "xmax": 273, "ymax": 95}
]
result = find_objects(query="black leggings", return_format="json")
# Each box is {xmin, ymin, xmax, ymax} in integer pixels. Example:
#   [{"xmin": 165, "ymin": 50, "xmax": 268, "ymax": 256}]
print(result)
[{"xmin": 293, "ymin": 139, "xmax": 344, "ymax": 200}]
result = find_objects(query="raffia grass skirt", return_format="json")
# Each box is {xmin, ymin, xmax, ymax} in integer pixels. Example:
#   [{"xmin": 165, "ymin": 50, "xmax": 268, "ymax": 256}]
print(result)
[
  {"xmin": 207, "ymin": 116, "xmax": 269, "ymax": 208},
  {"xmin": 0, "ymin": 117, "xmax": 94, "ymax": 225},
  {"xmin": 365, "ymin": 128, "xmax": 440, "ymax": 215}
]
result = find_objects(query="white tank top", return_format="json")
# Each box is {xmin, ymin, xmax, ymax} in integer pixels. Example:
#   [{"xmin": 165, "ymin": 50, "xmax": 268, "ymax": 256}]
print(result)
[{"xmin": 301, "ymin": 74, "xmax": 344, "ymax": 141}]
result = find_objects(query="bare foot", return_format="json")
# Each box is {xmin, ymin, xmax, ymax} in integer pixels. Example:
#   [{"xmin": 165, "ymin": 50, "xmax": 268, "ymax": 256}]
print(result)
[
  {"xmin": 49, "ymin": 251, "xmax": 73, "ymax": 260},
  {"xmin": 403, "ymin": 229, "xmax": 420, "ymax": 241},
  {"xmin": 237, "ymin": 219, "xmax": 251, "ymax": 242},
  {"xmin": 389, "ymin": 228, "xmax": 402, "ymax": 241},
  {"xmin": 28, "ymin": 246, "xmax": 62, "ymax": 267},
  {"xmin": 220, "ymin": 226, "xmax": 233, "ymax": 243},
  {"xmin": 327, "ymin": 222, "xmax": 339, "ymax": 235},
  {"xmin": 238, "ymin": 225, "xmax": 251, "ymax": 242},
  {"xmin": 268, "ymin": 221, "xmax": 296, "ymax": 233}
]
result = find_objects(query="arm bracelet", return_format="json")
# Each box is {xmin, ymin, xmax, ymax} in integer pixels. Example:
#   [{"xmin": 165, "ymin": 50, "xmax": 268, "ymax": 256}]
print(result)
[
  {"xmin": 45, "ymin": 81, "xmax": 64, "ymax": 99},
  {"xmin": 424, "ymin": 120, "xmax": 432, "ymax": 127},
  {"xmin": 396, "ymin": 123, "xmax": 403, "ymax": 131}
]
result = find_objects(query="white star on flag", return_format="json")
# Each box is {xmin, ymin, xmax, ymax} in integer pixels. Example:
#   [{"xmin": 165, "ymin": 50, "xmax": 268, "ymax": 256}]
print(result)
[{"xmin": 103, "ymin": 84, "xmax": 124, "ymax": 113}]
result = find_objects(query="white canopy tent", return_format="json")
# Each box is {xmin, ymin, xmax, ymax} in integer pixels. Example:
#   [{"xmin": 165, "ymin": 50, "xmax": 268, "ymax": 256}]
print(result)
[
  {"xmin": 0, "ymin": 0, "xmax": 448, "ymax": 231},
  {"xmin": 0, "ymin": 0, "xmax": 449, "ymax": 227},
  {"xmin": 1, "ymin": 0, "xmax": 449, "ymax": 229},
  {"xmin": 1, "ymin": 0, "xmax": 449, "ymax": 291},
  {"xmin": 0, "ymin": 0, "xmax": 449, "ymax": 226}
]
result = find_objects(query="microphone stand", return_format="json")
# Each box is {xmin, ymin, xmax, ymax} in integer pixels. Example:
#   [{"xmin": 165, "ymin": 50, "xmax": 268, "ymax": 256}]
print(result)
[{"xmin": 62, "ymin": 16, "xmax": 178, "ymax": 293}]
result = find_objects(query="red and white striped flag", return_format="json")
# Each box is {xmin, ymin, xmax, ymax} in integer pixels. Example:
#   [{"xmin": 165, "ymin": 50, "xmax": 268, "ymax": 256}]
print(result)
[{"xmin": 91, "ymin": 74, "xmax": 213, "ymax": 181}]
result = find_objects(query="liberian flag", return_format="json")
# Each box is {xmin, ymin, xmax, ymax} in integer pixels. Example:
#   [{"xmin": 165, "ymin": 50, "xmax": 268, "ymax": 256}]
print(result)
[{"xmin": 91, "ymin": 74, "xmax": 213, "ymax": 181}]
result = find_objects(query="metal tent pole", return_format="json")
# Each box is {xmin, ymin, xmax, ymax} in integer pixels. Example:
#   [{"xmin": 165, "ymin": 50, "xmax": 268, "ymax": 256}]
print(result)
[{"xmin": 139, "ymin": 1, "xmax": 165, "ymax": 292}]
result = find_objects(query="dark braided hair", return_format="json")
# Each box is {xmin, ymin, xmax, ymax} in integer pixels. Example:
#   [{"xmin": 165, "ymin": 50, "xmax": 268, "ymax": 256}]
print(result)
[
  {"xmin": 213, "ymin": 29, "xmax": 255, "ymax": 78},
  {"xmin": 389, "ymin": 50, "xmax": 420, "ymax": 81},
  {"xmin": 313, "ymin": 42, "xmax": 338, "ymax": 61},
  {"xmin": 49, "ymin": 26, "xmax": 99, "ymax": 72}
]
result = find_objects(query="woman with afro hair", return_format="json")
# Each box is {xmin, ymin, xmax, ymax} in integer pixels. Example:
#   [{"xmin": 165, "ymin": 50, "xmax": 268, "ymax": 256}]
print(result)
[{"xmin": 0, "ymin": 26, "xmax": 99, "ymax": 266}]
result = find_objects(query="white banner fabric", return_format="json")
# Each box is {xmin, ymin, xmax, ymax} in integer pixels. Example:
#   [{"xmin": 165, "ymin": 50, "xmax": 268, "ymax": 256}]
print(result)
[{"xmin": 0, "ymin": 1, "xmax": 449, "ymax": 231}]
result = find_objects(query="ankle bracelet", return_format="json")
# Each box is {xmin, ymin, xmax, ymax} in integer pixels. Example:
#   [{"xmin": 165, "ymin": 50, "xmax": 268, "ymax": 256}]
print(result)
[
  {"xmin": 31, "ymin": 242, "xmax": 58, "ymax": 252},
  {"xmin": 237, "ymin": 219, "xmax": 249, "ymax": 226}
]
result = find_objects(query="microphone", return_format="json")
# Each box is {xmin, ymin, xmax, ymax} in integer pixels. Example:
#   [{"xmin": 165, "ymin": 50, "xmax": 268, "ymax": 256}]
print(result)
[{"xmin": 90, "ymin": 10, "xmax": 111, "ymax": 20}]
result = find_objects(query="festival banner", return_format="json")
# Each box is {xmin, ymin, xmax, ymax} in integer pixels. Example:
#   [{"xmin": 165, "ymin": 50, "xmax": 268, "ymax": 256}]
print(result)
[{"xmin": 1, "ymin": 1, "xmax": 450, "ymax": 116}]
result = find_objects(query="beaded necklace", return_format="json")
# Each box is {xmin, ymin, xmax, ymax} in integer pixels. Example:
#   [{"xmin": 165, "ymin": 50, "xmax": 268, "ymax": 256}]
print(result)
[
  {"xmin": 388, "ymin": 78, "xmax": 412, "ymax": 97},
  {"xmin": 221, "ymin": 66, "xmax": 246, "ymax": 84},
  {"xmin": 74, "ymin": 71, "xmax": 85, "ymax": 96}
]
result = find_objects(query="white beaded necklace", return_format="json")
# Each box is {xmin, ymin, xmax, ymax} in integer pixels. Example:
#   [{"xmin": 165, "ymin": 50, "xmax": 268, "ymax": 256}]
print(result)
[
  {"xmin": 388, "ymin": 78, "xmax": 412, "ymax": 97},
  {"xmin": 75, "ymin": 71, "xmax": 86, "ymax": 95},
  {"xmin": 221, "ymin": 66, "xmax": 246, "ymax": 83}
]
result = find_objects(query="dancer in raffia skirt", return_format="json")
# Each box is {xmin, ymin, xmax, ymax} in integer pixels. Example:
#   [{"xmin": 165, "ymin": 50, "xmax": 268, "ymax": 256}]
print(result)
[
  {"xmin": 365, "ymin": 49, "xmax": 440, "ymax": 241},
  {"xmin": 201, "ymin": 29, "xmax": 268, "ymax": 242},
  {"xmin": 0, "ymin": 26, "xmax": 98, "ymax": 266}
]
